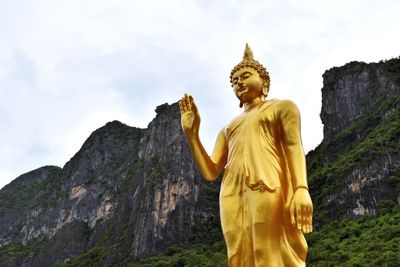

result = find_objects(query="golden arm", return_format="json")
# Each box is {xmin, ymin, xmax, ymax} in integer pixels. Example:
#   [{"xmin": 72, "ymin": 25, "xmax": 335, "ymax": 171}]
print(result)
[
  {"xmin": 278, "ymin": 100, "xmax": 313, "ymax": 233},
  {"xmin": 179, "ymin": 94, "xmax": 227, "ymax": 181}
]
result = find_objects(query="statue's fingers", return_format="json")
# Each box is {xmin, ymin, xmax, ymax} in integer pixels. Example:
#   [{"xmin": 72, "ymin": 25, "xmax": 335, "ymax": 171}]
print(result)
[
  {"xmin": 189, "ymin": 95, "xmax": 194, "ymax": 106},
  {"xmin": 300, "ymin": 206, "xmax": 305, "ymax": 230},
  {"xmin": 302, "ymin": 206, "xmax": 308, "ymax": 233},
  {"xmin": 304, "ymin": 224, "xmax": 309, "ymax": 234},
  {"xmin": 179, "ymin": 101, "xmax": 184, "ymax": 112},
  {"xmin": 180, "ymin": 98, "xmax": 185, "ymax": 111},
  {"xmin": 296, "ymin": 204, "xmax": 302, "ymax": 230},
  {"xmin": 184, "ymin": 94, "xmax": 191, "ymax": 110},
  {"xmin": 308, "ymin": 218, "xmax": 312, "ymax": 233},
  {"xmin": 305, "ymin": 205, "xmax": 309, "ymax": 223},
  {"xmin": 184, "ymin": 93, "xmax": 190, "ymax": 104},
  {"xmin": 290, "ymin": 204, "xmax": 296, "ymax": 227},
  {"xmin": 303, "ymin": 209, "xmax": 309, "ymax": 233},
  {"xmin": 304, "ymin": 206, "xmax": 311, "ymax": 233},
  {"xmin": 308, "ymin": 206, "xmax": 313, "ymax": 232},
  {"xmin": 187, "ymin": 95, "xmax": 193, "ymax": 110},
  {"xmin": 181, "ymin": 97, "xmax": 188, "ymax": 112},
  {"xmin": 189, "ymin": 95, "xmax": 198, "ymax": 112}
]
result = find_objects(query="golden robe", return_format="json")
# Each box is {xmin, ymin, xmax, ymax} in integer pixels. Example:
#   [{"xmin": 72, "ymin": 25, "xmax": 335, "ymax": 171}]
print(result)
[{"xmin": 220, "ymin": 99, "xmax": 307, "ymax": 267}]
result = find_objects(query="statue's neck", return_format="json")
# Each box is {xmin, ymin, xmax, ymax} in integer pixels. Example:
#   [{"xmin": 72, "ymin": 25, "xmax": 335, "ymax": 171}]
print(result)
[{"xmin": 243, "ymin": 96, "xmax": 265, "ymax": 111}]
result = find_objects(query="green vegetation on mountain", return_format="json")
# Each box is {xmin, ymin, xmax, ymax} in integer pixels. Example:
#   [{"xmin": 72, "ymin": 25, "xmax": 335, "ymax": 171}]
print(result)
[
  {"xmin": 3, "ymin": 204, "xmax": 398, "ymax": 266},
  {"xmin": 307, "ymin": 92, "xmax": 400, "ymax": 224},
  {"xmin": 0, "ymin": 167, "xmax": 62, "ymax": 212},
  {"xmin": 307, "ymin": 204, "xmax": 400, "ymax": 267},
  {"xmin": 381, "ymin": 57, "xmax": 400, "ymax": 83},
  {"xmin": 123, "ymin": 205, "xmax": 400, "ymax": 267},
  {"xmin": 0, "ymin": 239, "xmax": 45, "ymax": 261},
  {"xmin": 129, "ymin": 241, "xmax": 227, "ymax": 267}
]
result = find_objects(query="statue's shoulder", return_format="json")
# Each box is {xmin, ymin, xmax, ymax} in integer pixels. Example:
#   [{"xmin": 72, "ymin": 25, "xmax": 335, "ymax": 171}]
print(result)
[
  {"xmin": 269, "ymin": 99, "xmax": 299, "ymax": 113},
  {"xmin": 260, "ymin": 99, "xmax": 300, "ymax": 122},
  {"xmin": 259, "ymin": 98, "xmax": 280, "ymax": 112}
]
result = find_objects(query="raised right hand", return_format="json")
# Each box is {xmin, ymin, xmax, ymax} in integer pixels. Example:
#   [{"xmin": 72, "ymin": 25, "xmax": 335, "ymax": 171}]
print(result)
[{"xmin": 179, "ymin": 93, "xmax": 200, "ymax": 137}]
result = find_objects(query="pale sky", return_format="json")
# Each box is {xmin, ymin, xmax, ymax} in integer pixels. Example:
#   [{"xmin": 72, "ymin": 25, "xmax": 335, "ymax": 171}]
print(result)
[{"xmin": 1, "ymin": 0, "xmax": 399, "ymax": 189}]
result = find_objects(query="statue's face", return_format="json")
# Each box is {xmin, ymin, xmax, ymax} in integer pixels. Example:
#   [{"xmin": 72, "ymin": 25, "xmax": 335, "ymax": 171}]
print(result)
[{"xmin": 231, "ymin": 67, "xmax": 264, "ymax": 103}]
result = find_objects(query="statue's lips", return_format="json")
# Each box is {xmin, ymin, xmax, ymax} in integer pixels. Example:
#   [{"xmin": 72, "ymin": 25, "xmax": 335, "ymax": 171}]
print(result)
[
  {"xmin": 236, "ymin": 88, "xmax": 249, "ymax": 98},
  {"xmin": 237, "ymin": 87, "xmax": 247, "ymax": 93}
]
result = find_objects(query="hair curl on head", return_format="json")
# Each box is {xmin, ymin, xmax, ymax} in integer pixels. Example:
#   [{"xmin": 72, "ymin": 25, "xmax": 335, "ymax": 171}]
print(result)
[{"xmin": 230, "ymin": 44, "xmax": 270, "ymax": 95}]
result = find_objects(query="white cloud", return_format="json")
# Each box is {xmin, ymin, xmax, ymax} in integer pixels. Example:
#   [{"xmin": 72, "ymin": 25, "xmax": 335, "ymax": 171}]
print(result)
[{"xmin": 1, "ymin": 0, "xmax": 400, "ymax": 189}]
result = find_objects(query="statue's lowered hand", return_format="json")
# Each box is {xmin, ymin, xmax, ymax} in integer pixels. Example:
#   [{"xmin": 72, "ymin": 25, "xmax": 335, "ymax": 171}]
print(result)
[{"xmin": 290, "ymin": 187, "xmax": 313, "ymax": 234}]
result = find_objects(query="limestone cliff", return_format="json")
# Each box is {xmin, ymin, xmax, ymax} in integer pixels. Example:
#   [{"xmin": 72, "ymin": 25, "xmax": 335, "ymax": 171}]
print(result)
[
  {"xmin": 0, "ymin": 103, "xmax": 219, "ymax": 266},
  {"xmin": 308, "ymin": 57, "xmax": 400, "ymax": 225},
  {"xmin": 321, "ymin": 60, "xmax": 400, "ymax": 141}
]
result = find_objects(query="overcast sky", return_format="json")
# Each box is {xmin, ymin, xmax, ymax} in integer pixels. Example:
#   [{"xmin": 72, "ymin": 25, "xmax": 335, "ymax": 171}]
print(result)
[{"xmin": 1, "ymin": 0, "xmax": 399, "ymax": 189}]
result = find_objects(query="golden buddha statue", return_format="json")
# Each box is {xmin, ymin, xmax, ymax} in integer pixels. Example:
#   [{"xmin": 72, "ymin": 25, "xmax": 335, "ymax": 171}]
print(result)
[{"xmin": 179, "ymin": 44, "xmax": 313, "ymax": 267}]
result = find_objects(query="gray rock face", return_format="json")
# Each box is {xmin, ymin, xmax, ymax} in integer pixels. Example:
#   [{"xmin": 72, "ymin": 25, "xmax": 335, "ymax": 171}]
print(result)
[
  {"xmin": 0, "ymin": 103, "xmax": 219, "ymax": 266},
  {"xmin": 0, "ymin": 166, "xmax": 62, "ymax": 247},
  {"xmin": 309, "ymin": 58, "xmax": 400, "ymax": 223},
  {"xmin": 321, "ymin": 60, "xmax": 399, "ymax": 141},
  {"xmin": 323, "ymin": 155, "xmax": 400, "ymax": 217},
  {"xmin": 127, "ymin": 103, "xmax": 214, "ymax": 259}
]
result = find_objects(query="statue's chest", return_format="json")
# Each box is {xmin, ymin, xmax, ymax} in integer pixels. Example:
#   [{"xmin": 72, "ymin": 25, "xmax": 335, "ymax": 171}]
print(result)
[{"xmin": 226, "ymin": 109, "xmax": 279, "ymax": 147}]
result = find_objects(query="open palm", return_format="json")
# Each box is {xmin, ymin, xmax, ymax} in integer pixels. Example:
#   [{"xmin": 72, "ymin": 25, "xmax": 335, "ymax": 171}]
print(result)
[{"xmin": 179, "ymin": 94, "xmax": 200, "ymax": 137}]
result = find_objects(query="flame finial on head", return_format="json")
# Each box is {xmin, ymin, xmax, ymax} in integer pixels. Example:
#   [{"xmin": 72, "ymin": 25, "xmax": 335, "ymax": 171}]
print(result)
[
  {"xmin": 230, "ymin": 43, "xmax": 270, "ymax": 96},
  {"xmin": 243, "ymin": 43, "xmax": 254, "ymax": 60}
]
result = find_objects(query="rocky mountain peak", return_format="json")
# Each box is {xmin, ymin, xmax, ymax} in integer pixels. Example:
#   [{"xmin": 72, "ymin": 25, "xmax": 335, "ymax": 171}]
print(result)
[
  {"xmin": 321, "ymin": 58, "xmax": 400, "ymax": 141},
  {"xmin": 1, "ymin": 166, "xmax": 61, "ymax": 191}
]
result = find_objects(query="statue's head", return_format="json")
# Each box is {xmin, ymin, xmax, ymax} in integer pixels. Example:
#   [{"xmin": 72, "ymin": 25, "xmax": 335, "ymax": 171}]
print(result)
[{"xmin": 230, "ymin": 44, "xmax": 270, "ymax": 98}]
